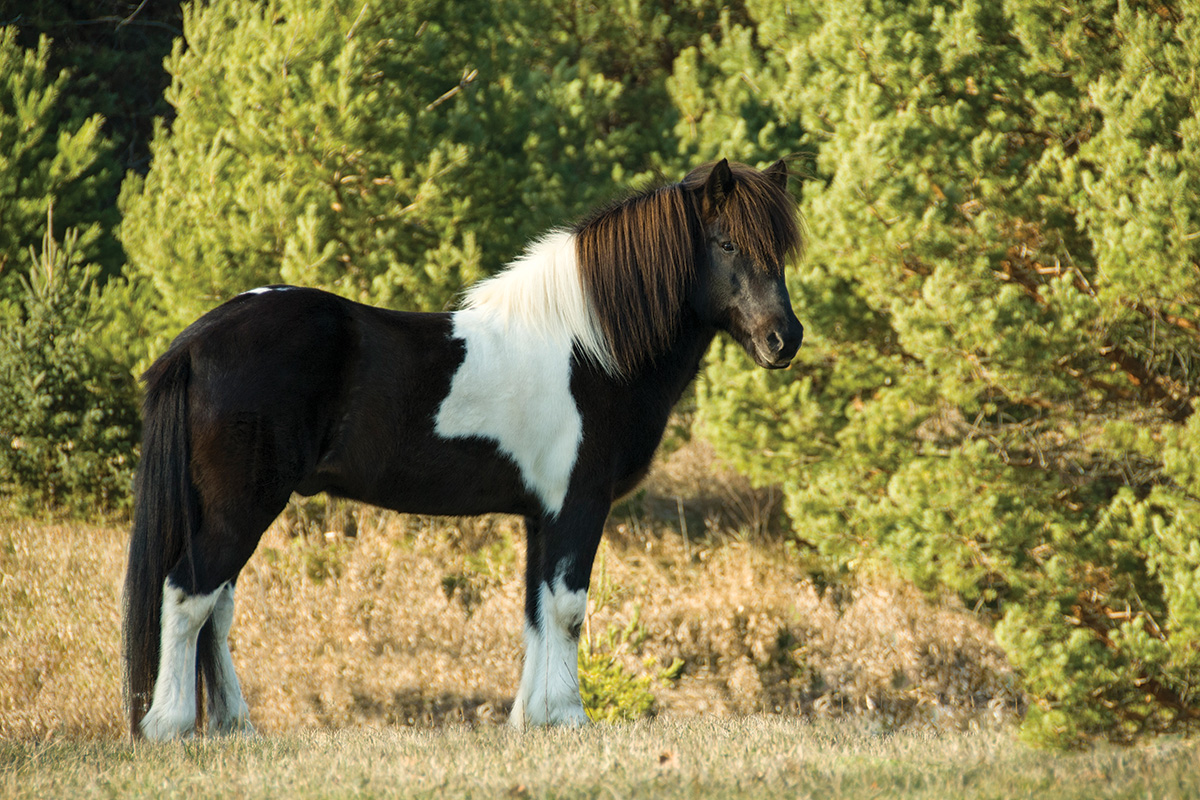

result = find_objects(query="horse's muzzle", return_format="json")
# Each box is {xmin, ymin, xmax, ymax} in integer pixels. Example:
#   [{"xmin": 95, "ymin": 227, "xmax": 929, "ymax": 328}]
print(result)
[{"xmin": 753, "ymin": 321, "xmax": 803, "ymax": 369}]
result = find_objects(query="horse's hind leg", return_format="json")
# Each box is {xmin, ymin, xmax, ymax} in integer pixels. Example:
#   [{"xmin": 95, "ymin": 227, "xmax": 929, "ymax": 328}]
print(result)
[
  {"xmin": 140, "ymin": 580, "xmax": 222, "ymax": 740},
  {"xmin": 202, "ymin": 582, "xmax": 254, "ymax": 735},
  {"xmin": 141, "ymin": 509, "xmax": 279, "ymax": 740}
]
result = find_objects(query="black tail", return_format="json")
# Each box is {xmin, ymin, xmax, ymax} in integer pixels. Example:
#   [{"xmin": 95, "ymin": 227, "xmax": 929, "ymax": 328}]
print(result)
[{"xmin": 122, "ymin": 350, "xmax": 204, "ymax": 738}]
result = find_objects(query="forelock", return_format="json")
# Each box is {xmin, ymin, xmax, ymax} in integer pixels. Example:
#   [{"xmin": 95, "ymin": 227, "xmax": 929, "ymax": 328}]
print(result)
[{"xmin": 682, "ymin": 162, "xmax": 804, "ymax": 275}]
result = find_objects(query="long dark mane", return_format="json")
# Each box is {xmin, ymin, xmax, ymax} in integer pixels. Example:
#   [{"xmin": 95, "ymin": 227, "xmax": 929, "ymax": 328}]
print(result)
[{"xmin": 574, "ymin": 161, "xmax": 803, "ymax": 376}]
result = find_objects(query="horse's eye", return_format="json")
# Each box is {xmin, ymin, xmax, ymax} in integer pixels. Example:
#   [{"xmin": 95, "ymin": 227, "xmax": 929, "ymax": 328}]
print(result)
[{"xmin": 720, "ymin": 241, "xmax": 737, "ymax": 253}]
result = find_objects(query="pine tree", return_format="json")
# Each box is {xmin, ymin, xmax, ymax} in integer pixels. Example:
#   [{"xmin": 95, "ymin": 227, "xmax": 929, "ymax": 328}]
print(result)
[
  {"xmin": 0, "ymin": 222, "xmax": 140, "ymax": 513},
  {"xmin": 118, "ymin": 0, "xmax": 734, "ymax": 359},
  {"xmin": 0, "ymin": 0, "xmax": 182, "ymax": 177},
  {"xmin": 0, "ymin": 26, "xmax": 120, "ymax": 299},
  {"xmin": 679, "ymin": 0, "xmax": 1200, "ymax": 744}
]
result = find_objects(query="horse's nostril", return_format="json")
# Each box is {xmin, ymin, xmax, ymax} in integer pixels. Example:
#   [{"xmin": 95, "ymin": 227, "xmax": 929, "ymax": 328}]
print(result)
[{"xmin": 767, "ymin": 331, "xmax": 785, "ymax": 354}]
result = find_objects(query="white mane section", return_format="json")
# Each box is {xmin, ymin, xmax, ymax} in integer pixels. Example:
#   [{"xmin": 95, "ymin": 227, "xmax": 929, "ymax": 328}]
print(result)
[{"xmin": 461, "ymin": 230, "xmax": 614, "ymax": 374}]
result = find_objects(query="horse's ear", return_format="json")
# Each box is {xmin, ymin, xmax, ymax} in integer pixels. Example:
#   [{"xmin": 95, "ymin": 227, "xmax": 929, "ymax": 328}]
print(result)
[
  {"xmin": 764, "ymin": 159, "xmax": 789, "ymax": 191},
  {"xmin": 704, "ymin": 158, "xmax": 735, "ymax": 214}
]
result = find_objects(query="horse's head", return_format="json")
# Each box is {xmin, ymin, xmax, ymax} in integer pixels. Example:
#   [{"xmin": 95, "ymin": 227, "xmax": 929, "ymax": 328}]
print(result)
[
  {"xmin": 572, "ymin": 158, "xmax": 803, "ymax": 376},
  {"xmin": 688, "ymin": 159, "xmax": 804, "ymax": 369}
]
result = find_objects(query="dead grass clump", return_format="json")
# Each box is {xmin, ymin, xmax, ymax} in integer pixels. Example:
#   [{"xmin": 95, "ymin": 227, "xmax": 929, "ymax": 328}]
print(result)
[
  {"xmin": 623, "ymin": 438, "xmax": 785, "ymax": 539},
  {"xmin": 585, "ymin": 533, "xmax": 1023, "ymax": 728},
  {"xmin": 794, "ymin": 582, "xmax": 1024, "ymax": 727},
  {"xmin": 0, "ymin": 521, "xmax": 125, "ymax": 740},
  {"xmin": 230, "ymin": 512, "xmax": 525, "ymax": 730}
]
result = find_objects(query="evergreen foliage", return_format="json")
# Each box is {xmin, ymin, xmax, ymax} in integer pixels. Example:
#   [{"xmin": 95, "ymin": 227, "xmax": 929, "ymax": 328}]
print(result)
[
  {"xmin": 0, "ymin": 26, "xmax": 120, "ymax": 297},
  {"xmin": 685, "ymin": 0, "xmax": 1200, "ymax": 745},
  {"xmin": 117, "ymin": 0, "xmax": 731, "ymax": 358},
  {"xmin": 0, "ymin": 224, "xmax": 139, "ymax": 513},
  {"xmin": 0, "ymin": 0, "xmax": 182, "ymax": 175}
]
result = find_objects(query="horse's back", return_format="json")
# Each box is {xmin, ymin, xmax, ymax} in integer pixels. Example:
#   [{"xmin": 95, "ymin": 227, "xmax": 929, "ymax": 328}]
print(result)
[
  {"xmin": 180, "ymin": 287, "xmax": 353, "ymax": 399},
  {"xmin": 151, "ymin": 286, "xmax": 547, "ymax": 518}
]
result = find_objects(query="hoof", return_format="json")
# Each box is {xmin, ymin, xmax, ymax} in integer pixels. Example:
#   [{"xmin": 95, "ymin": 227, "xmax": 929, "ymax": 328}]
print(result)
[
  {"xmin": 509, "ymin": 702, "xmax": 590, "ymax": 729},
  {"xmin": 210, "ymin": 716, "xmax": 256, "ymax": 737},
  {"xmin": 140, "ymin": 708, "xmax": 196, "ymax": 741}
]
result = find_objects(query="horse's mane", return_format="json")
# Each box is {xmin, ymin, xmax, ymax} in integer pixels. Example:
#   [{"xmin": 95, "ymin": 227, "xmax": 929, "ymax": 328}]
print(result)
[
  {"xmin": 462, "ymin": 161, "xmax": 802, "ymax": 378},
  {"xmin": 574, "ymin": 161, "xmax": 803, "ymax": 376}
]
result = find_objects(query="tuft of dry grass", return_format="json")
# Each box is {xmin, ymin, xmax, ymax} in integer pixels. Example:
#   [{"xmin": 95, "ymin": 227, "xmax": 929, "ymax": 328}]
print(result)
[{"xmin": 0, "ymin": 520, "xmax": 126, "ymax": 740}]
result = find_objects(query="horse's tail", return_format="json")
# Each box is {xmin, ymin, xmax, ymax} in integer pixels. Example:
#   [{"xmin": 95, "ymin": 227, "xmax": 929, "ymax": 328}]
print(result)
[{"xmin": 122, "ymin": 349, "xmax": 202, "ymax": 738}]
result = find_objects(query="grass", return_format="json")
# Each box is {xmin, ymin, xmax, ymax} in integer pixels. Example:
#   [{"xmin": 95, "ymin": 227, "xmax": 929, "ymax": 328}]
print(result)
[
  {"xmin": 0, "ymin": 503, "xmax": 1022, "ymax": 740},
  {"xmin": 2, "ymin": 719, "xmax": 1198, "ymax": 799},
  {"xmin": 1, "ymin": 441, "xmax": 1194, "ymax": 795}
]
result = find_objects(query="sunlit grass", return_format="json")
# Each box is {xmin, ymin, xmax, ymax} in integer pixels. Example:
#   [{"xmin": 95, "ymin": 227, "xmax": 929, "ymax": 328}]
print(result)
[
  {"xmin": 1, "ymin": 480, "xmax": 1196, "ymax": 797},
  {"xmin": 0, "ymin": 503, "xmax": 1021, "ymax": 741},
  {"xmin": 3, "ymin": 719, "xmax": 1198, "ymax": 799}
]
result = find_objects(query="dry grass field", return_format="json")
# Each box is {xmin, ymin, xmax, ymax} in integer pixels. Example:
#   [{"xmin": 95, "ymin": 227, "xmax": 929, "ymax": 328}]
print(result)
[
  {"xmin": 3, "ymin": 720, "xmax": 1199, "ymax": 799},
  {"xmin": 2, "ymin": 445, "xmax": 1198, "ymax": 797},
  {"xmin": 0, "ymin": 509, "xmax": 1021, "ymax": 739},
  {"xmin": 0, "ymin": 458, "xmax": 1022, "ymax": 740}
]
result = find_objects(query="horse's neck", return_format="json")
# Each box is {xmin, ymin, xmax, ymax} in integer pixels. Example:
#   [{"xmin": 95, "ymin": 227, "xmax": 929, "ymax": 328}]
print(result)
[
  {"xmin": 583, "ymin": 315, "xmax": 714, "ymax": 493},
  {"xmin": 625, "ymin": 313, "xmax": 716, "ymax": 411}
]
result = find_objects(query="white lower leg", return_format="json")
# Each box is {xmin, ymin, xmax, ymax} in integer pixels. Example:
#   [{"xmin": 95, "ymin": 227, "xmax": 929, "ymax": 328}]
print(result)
[
  {"xmin": 511, "ymin": 580, "xmax": 588, "ymax": 728},
  {"xmin": 206, "ymin": 583, "xmax": 253, "ymax": 734},
  {"xmin": 140, "ymin": 580, "xmax": 222, "ymax": 741}
]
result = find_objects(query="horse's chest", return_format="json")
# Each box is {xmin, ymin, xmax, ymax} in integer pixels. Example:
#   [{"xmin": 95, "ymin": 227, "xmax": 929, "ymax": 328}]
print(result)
[{"xmin": 434, "ymin": 311, "xmax": 582, "ymax": 515}]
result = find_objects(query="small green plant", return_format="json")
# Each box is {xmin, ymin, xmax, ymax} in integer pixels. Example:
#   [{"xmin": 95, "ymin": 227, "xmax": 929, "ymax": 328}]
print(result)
[
  {"xmin": 292, "ymin": 536, "xmax": 349, "ymax": 585},
  {"xmin": 579, "ymin": 610, "xmax": 684, "ymax": 722},
  {"xmin": 0, "ymin": 223, "xmax": 139, "ymax": 513},
  {"xmin": 578, "ymin": 547, "xmax": 683, "ymax": 722}
]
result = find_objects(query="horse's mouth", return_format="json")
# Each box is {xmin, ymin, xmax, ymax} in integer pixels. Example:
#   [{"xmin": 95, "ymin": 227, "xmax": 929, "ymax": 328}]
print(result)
[{"xmin": 751, "ymin": 347, "xmax": 797, "ymax": 370}]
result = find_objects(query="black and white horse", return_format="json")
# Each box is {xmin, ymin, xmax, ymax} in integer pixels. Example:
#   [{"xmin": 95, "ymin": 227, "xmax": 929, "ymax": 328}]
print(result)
[{"xmin": 122, "ymin": 159, "xmax": 803, "ymax": 739}]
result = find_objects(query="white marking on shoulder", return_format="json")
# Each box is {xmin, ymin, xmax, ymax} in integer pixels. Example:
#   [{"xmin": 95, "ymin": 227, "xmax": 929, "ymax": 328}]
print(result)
[
  {"xmin": 460, "ymin": 231, "xmax": 613, "ymax": 373},
  {"xmin": 435, "ymin": 233, "xmax": 604, "ymax": 515},
  {"xmin": 435, "ymin": 308, "xmax": 581, "ymax": 515}
]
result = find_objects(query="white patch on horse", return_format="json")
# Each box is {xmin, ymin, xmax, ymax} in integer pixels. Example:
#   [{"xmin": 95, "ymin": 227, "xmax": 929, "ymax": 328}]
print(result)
[
  {"xmin": 436, "ymin": 233, "xmax": 604, "ymax": 515},
  {"xmin": 205, "ymin": 583, "xmax": 254, "ymax": 735},
  {"xmin": 140, "ymin": 580, "xmax": 223, "ymax": 741},
  {"xmin": 460, "ymin": 231, "xmax": 613, "ymax": 374},
  {"xmin": 240, "ymin": 286, "xmax": 290, "ymax": 296},
  {"xmin": 510, "ymin": 579, "xmax": 589, "ymax": 728}
]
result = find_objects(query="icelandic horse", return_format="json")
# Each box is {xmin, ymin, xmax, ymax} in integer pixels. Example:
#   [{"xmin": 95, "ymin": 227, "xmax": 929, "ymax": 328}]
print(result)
[{"xmin": 122, "ymin": 159, "xmax": 803, "ymax": 738}]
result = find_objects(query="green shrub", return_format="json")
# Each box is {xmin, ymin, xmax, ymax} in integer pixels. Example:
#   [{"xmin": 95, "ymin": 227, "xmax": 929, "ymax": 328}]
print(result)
[
  {"xmin": 681, "ymin": 0, "xmax": 1200, "ymax": 745},
  {"xmin": 0, "ymin": 226, "xmax": 139, "ymax": 513},
  {"xmin": 579, "ymin": 610, "xmax": 683, "ymax": 723},
  {"xmin": 578, "ymin": 550, "xmax": 683, "ymax": 722}
]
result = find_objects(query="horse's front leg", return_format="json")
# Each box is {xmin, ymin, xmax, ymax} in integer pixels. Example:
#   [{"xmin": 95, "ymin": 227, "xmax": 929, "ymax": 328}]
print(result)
[{"xmin": 511, "ymin": 499, "xmax": 608, "ymax": 728}]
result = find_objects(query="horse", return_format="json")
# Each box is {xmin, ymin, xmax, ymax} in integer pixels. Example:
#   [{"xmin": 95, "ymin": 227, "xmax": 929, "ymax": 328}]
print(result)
[{"xmin": 122, "ymin": 158, "xmax": 804, "ymax": 739}]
